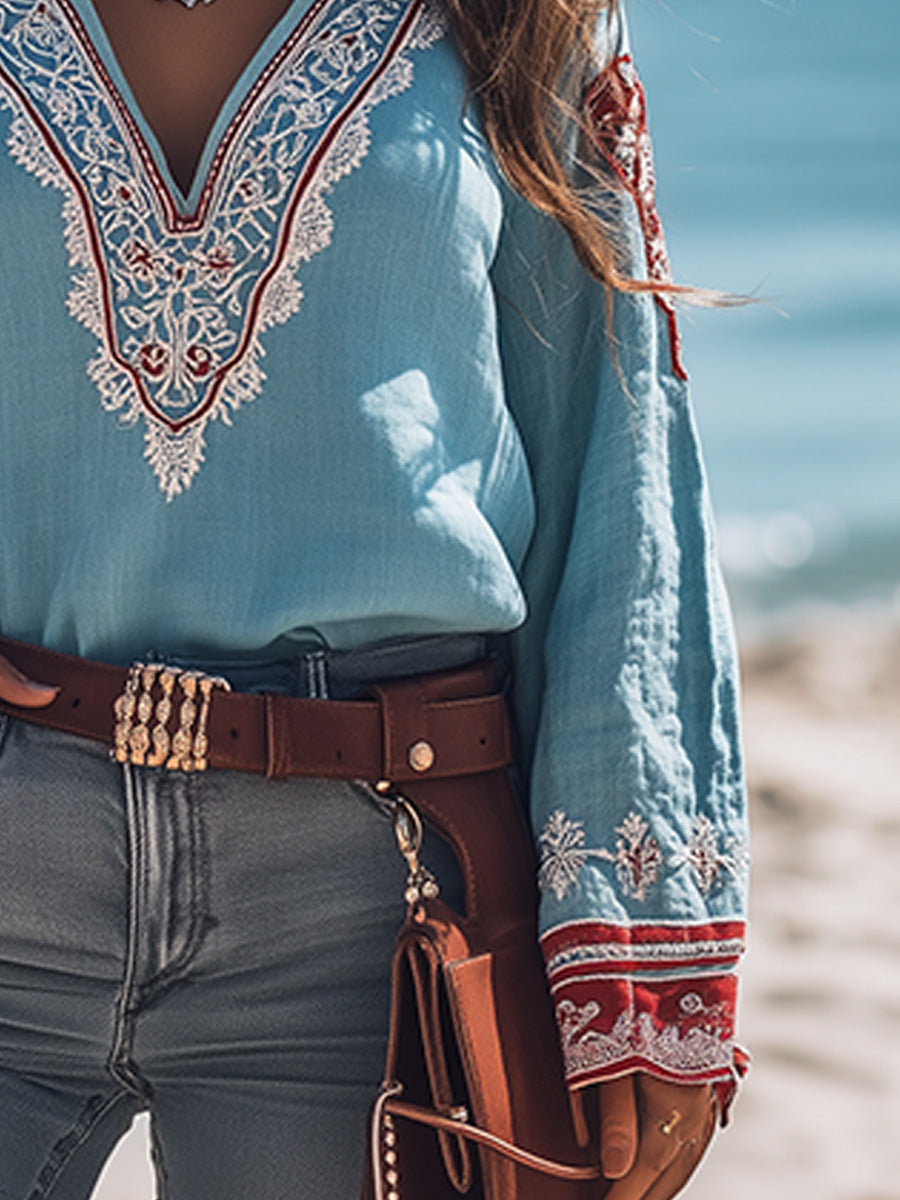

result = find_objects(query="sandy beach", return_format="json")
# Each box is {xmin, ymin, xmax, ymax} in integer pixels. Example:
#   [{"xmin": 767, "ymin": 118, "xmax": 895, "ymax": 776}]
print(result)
[
  {"xmin": 691, "ymin": 604, "xmax": 900, "ymax": 1200},
  {"xmin": 92, "ymin": 604, "xmax": 900, "ymax": 1200}
]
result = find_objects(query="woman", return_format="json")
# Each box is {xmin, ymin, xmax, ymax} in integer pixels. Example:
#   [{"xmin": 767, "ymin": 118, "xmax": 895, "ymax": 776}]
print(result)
[{"xmin": 0, "ymin": 0, "xmax": 747, "ymax": 1195}]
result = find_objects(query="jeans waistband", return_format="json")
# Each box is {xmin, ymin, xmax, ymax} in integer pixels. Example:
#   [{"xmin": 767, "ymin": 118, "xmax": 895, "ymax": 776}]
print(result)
[{"xmin": 163, "ymin": 634, "xmax": 487, "ymax": 700}]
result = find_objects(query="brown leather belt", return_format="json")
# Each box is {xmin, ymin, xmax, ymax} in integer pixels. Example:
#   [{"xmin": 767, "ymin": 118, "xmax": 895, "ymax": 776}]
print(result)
[{"xmin": 0, "ymin": 636, "xmax": 512, "ymax": 783}]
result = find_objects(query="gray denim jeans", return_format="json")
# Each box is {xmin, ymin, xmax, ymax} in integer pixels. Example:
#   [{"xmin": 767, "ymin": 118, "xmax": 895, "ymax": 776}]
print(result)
[{"xmin": 0, "ymin": 637, "xmax": 475, "ymax": 1199}]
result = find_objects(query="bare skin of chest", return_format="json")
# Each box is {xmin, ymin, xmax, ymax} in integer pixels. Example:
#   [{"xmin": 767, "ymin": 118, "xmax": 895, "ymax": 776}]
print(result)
[{"xmin": 92, "ymin": 0, "xmax": 295, "ymax": 195}]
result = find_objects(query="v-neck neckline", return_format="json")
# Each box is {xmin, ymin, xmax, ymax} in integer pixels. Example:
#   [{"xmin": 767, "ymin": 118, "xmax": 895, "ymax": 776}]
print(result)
[
  {"xmin": 1, "ymin": 0, "xmax": 439, "ymax": 498},
  {"xmin": 67, "ymin": 0, "xmax": 316, "ymax": 214}
]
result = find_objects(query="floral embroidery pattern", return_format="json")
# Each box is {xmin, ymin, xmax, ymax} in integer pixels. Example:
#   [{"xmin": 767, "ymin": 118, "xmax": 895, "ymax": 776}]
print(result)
[
  {"xmin": 669, "ymin": 814, "xmax": 748, "ymax": 895},
  {"xmin": 609, "ymin": 812, "xmax": 664, "ymax": 902},
  {"xmin": 539, "ymin": 809, "xmax": 662, "ymax": 903},
  {"xmin": 0, "ymin": 0, "xmax": 444, "ymax": 496},
  {"xmin": 538, "ymin": 809, "xmax": 607, "ymax": 902},
  {"xmin": 538, "ymin": 808, "xmax": 746, "ymax": 903},
  {"xmin": 585, "ymin": 54, "xmax": 687, "ymax": 382}
]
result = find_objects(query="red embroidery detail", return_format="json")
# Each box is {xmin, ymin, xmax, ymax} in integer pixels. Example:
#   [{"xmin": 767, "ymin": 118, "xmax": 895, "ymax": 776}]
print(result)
[
  {"xmin": 586, "ymin": 55, "xmax": 688, "ymax": 382},
  {"xmin": 542, "ymin": 921, "xmax": 745, "ymax": 1088},
  {"xmin": 185, "ymin": 345, "xmax": 216, "ymax": 380},
  {"xmin": 124, "ymin": 241, "xmax": 161, "ymax": 283},
  {"xmin": 139, "ymin": 344, "xmax": 170, "ymax": 379}
]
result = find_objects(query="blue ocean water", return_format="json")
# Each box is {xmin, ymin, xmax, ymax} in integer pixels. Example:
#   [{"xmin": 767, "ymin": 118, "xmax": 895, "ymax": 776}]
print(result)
[{"xmin": 627, "ymin": 0, "xmax": 900, "ymax": 621}]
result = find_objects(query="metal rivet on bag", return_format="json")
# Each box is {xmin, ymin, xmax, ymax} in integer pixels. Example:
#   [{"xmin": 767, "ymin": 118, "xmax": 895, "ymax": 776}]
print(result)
[{"xmin": 408, "ymin": 739, "xmax": 435, "ymax": 772}]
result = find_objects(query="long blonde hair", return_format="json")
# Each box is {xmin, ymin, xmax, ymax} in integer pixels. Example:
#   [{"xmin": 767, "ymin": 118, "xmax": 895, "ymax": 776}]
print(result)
[{"xmin": 440, "ymin": 0, "xmax": 633, "ymax": 279}]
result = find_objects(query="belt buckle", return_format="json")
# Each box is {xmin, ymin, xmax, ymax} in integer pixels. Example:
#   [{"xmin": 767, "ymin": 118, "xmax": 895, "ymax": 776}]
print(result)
[{"xmin": 112, "ymin": 663, "xmax": 231, "ymax": 771}]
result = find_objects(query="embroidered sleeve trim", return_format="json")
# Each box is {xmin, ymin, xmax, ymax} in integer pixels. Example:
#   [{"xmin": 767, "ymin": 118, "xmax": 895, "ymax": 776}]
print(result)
[
  {"xmin": 538, "ymin": 808, "xmax": 748, "ymax": 904},
  {"xmin": 585, "ymin": 53, "xmax": 687, "ymax": 382},
  {"xmin": 542, "ymin": 920, "xmax": 746, "ymax": 1095}
]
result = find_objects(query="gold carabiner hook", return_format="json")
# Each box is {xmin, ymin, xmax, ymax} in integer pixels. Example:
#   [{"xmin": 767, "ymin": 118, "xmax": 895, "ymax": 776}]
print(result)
[
  {"xmin": 375, "ymin": 784, "xmax": 440, "ymax": 910},
  {"xmin": 390, "ymin": 794, "xmax": 423, "ymax": 871}
]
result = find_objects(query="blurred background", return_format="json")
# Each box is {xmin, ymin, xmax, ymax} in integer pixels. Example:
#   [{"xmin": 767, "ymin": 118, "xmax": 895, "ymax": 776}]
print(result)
[
  {"xmin": 92, "ymin": 1, "xmax": 900, "ymax": 1196},
  {"xmin": 637, "ymin": 0, "xmax": 899, "ymax": 625},
  {"xmin": 632, "ymin": 2, "xmax": 900, "ymax": 1198}
]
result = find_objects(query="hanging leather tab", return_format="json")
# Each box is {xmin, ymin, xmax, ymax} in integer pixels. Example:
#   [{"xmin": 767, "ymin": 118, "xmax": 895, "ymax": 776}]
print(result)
[{"xmin": 372, "ymin": 676, "xmax": 433, "ymax": 784}]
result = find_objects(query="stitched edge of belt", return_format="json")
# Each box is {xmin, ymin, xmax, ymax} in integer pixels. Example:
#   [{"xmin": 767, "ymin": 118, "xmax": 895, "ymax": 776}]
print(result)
[{"xmin": 0, "ymin": 636, "xmax": 512, "ymax": 782}]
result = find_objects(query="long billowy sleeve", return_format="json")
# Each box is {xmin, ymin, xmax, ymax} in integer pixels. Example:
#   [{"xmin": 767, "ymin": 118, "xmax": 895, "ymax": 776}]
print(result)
[{"xmin": 491, "ymin": 12, "xmax": 749, "ymax": 1114}]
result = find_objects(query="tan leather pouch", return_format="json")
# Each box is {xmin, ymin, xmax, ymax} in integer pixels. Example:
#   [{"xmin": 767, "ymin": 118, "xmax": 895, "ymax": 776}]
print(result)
[{"xmin": 365, "ymin": 782, "xmax": 608, "ymax": 1200}]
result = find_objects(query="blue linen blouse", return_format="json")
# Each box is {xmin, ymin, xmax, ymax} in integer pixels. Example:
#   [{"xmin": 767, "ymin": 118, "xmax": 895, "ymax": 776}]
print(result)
[{"xmin": 0, "ymin": 0, "xmax": 747, "ymax": 1093}]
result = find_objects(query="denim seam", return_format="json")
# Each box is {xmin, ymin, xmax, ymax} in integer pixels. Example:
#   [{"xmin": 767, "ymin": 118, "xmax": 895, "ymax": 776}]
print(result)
[
  {"xmin": 137, "ymin": 772, "xmax": 213, "ymax": 1006},
  {"xmin": 28, "ymin": 1090, "xmax": 131, "ymax": 1200},
  {"xmin": 107, "ymin": 762, "xmax": 152, "ymax": 1099},
  {"xmin": 107, "ymin": 767, "xmax": 212, "ymax": 1106},
  {"xmin": 110, "ymin": 769, "xmax": 213, "ymax": 1067}
]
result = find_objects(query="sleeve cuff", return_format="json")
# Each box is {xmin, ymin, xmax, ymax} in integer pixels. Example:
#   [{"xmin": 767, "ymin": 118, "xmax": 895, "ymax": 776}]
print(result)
[{"xmin": 542, "ymin": 919, "xmax": 748, "ymax": 1121}]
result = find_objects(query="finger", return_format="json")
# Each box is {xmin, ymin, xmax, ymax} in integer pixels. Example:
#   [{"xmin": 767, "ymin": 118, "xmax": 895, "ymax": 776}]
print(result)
[
  {"xmin": 0, "ymin": 654, "xmax": 60, "ymax": 708},
  {"xmin": 639, "ymin": 1099, "xmax": 717, "ymax": 1200},
  {"xmin": 598, "ymin": 1075, "xmax": 638, "ymax": 1179},
  {"xmin": 568, "ymin": 1087, "xmax": 591, "ymax": 1148}
]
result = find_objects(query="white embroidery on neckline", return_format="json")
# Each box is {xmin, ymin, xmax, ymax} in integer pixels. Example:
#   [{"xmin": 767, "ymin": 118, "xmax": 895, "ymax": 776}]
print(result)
[{"xmin": 0, "ymin": 0, "xmax": 445, "ymax": 497}]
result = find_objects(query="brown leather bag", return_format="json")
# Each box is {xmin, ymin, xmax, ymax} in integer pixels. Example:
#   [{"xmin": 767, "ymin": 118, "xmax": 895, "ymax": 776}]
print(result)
[{"xmin": 364, "ymin": 754, "xmax": 609, "ymax": 1200}]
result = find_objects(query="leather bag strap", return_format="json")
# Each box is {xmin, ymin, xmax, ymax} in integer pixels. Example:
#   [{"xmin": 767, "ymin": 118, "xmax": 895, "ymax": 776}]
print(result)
[{"xmin": 381, "ymin": 1090, "xmax": 603, "ymax": 1183}]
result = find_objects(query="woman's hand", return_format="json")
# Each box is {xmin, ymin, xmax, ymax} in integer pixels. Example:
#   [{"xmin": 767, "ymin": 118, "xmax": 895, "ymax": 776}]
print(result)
[
  {"xmin": 594, "ymin": 1073, "xmax": 718, "ymax": 1200},
  {"xmin": 0, "ymin": 653, "xmax": 59, "ymax": 707}
]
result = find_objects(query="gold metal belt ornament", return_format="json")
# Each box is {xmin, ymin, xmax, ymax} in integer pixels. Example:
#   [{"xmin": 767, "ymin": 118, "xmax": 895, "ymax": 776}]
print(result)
[{"xmin": 113, "ymin": 663, "xmax": 231, "ymax": 771}]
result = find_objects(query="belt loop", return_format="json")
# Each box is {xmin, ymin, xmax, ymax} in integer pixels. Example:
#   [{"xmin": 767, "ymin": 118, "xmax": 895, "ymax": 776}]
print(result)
[
  {"xmin": 264, "ymin": 693, "xmax": 291, "ymax": 781},
  {"xmin": 372, "ymin": 677, "xmax": 434, "ymax": 782}
]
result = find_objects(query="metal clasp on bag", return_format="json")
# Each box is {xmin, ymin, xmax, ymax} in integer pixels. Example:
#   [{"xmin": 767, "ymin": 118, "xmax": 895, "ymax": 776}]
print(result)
[
  {"xmin": 113, "ymin": 663, "xmax": 231, "ymax": 771},
  {"xmin": 372, "ymin": 781, "xmax": 440, "ymax": 910}
]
